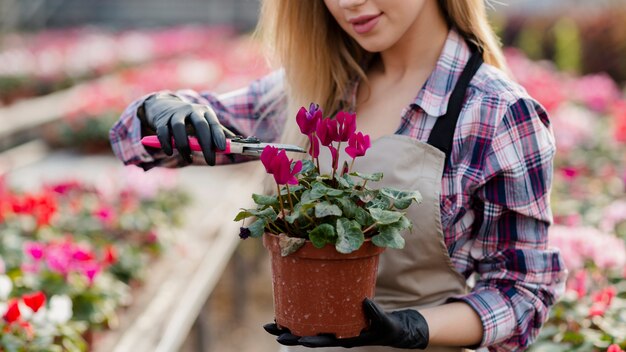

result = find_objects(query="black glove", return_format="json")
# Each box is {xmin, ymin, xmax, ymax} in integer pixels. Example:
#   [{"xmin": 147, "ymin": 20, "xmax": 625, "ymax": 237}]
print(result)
[
  {"xmin": 138, "ymin": 92, "xmax": 230, "ymax": 166},
  {"xmin": 263, "ymin": 298, "xmax": 429, "ymax": 349}
]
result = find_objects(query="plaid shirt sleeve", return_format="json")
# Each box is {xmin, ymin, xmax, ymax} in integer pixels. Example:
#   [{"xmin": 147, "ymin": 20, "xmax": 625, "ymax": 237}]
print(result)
[
  {"xmin": 448, "ymin": 97, "xmax": 567, "ymax": 350},
  {"xmin": 109, "ymin": 70, "xmax": 286, "ymax": 170}
]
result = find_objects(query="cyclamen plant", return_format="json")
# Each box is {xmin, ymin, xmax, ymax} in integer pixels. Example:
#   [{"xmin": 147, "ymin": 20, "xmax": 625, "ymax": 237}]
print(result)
[{"xmin": 236, "ymin": 104, "xmax": 422, "ymax": 255}]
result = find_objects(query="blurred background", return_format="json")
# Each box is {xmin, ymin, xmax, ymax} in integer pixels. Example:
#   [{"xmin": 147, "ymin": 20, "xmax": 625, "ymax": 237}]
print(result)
[{"xmin": 0, "ymin": 0, "xmax": 625, "ymax": 351}]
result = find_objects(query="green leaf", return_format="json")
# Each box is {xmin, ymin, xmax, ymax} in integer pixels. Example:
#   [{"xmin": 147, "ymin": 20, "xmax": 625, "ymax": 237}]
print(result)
[
  {"xmin": 369, "ymin": 208, "xmax": 403, "ymax": 225},
  {"xmin": 336, "ymin": 198, "xmax": 358, "ymax": 218},
  {"xmin": 336, "ymin": 218, "xmax": 364, "ymax": 254},
  {"xmin": 355, "ymin": 207, "xmax": 375, "ymax": 227},
  {"xmin": 300, "ymin": 189, "xmax": 314, "ymax": 204},
  {"xmin": 336, "ymin": 174, "xmax": 353, "ymax": 188},
  {"xmin": 301, "ymin": 159, "xmax": 317, "ymax": 175},
  {"xmin": 285, "ymin": 206, "xmax": 301, "ymax": 224},
  {"xmin": 308, "ymin": 223, "xmax": 336, "ymax": 248},
  {"xmin": 315, "ymin": 202, "xmax": 343, "ymax": 218},
  {"xmin": 367, "ymin": 195, "xmax": 392, "ymax": 210},
  {"xmin": 286, "ymin": 203, "xmax": 316, "ymax": 224},
  {"xmin": 372, "ymin": 225, "xmax": 405, "ymax": 249},
  {"xmin": 233, "ymin": 209, "xmax": 254, "ymax": 222},
  {"xmin": 350, "ymin": 171, "xmax": 383, "ymax": 181},
  {"xmin": 250, "ymin": 207, "xmax": 278, "ymax": 221},
  {"xmin": 310, "ymin": 181, "xmax": 344, "ymax": 199},
  {"xmin": 354, "ymin": 189, "xmax": 375, "ymax": 204},
  {"xmin": 380, "ymin": 188, "xmax": 422, "ymax": 209},
  {"xmin": 392, "ymin": 199, "xmax": 413, "ymax": 210},
  {"xmin": 252, "ymin": 193, "xmax": 278, "ymax": 205},
  {"xmin": 248, "ymin": 218, "xmax": 267, "ymax": 238},
  {"xmin": 280, "ymin": 184, "xmax": 304, "ymax": 195}
]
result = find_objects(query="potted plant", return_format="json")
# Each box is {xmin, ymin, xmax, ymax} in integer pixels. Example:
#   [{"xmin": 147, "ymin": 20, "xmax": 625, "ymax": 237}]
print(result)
[{"xmin": 235, "ymin": 104, "xmax": 422, "ymax": 338}]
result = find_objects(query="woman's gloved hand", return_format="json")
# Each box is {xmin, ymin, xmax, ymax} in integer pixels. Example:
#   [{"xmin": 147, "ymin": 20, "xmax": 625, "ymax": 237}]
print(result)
[
  {"xmin": 263, "ymin": 298, "xmax": 429, "ymax": 349},
  {"xmin": 138, "ymin": 92, "xmax": 229, "ymax": 166}
]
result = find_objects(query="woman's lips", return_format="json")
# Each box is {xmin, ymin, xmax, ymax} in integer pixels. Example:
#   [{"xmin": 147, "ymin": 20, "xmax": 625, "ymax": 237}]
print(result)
[{"xmin": 349, "ymin": 14, "xmax": 382, "ymax": 35}]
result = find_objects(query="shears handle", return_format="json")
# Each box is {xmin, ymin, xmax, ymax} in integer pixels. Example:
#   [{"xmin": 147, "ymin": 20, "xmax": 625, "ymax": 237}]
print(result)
[{"xmin": 140, "ymin": 136, "xmax": 231, "ymax": 154}]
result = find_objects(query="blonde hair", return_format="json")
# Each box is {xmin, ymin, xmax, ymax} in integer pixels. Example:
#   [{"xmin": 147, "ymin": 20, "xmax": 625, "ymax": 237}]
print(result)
[{"xmin": 255, "ymin": 0, "xmax": 507, "ymax": 148}]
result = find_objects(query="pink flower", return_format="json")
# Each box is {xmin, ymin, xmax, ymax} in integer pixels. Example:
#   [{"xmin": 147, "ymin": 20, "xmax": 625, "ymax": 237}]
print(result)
[
  {"xmin": 345, "ymin": 132, "xmax": 371, "ymax": 159},
  {"xmin": 592, "ymin": 286, "xmax": 617, "ymax": 306},
  {"xmin": 308, "ymin": 133, "xmax": 320, "ymax": 158},
  {"xmin": 573, "ymin": 73, "xmax": 620, "ymax": 113},
  {"xmin": 82, "ymin": 261, "xmax": 101, "ymax": 285},
  {"xmin": 271, "ymin": 150, "xmax": 302, "ymax": 185},
  {"xmin": 567, "ymin": 270, "xmax": 587, "ymax": 298},
  {"xmin": 589, "ymin": 302, "xmax": 607, "ymax": 317},
  {"xmin": 93, "ymin": 205, "xmax": 116, "ymax": 226},
  {"xmin": 612, "ymin": 100, "xmax": 626, "ymax": 143},
  {"xmin": 24, "ymin": 242, "xmax": 45, "ymax": 261},
  {"xmin": 328, "ymin": 145, "xmax": 339, "ymax": 170},
  {"xmin": 261, "ymin": 146, "xmax": 302, "ymax": 185},
  {"xmin": 336, "ymin": 111, "xmax": 356, "ymax": 142},
  {"xmin": 296, "ymin": 104, "xmax": 322, "ymax": 135},
  {"xmin": 608, "ymin": 344, "xmax": 624, "ymax": 352},
  {"xmin": 72, "ymin": 247, "xmax": 95, "ymax": 262},
  {"xmin": 261, "ymin": 146, "xmax": 279, "ymax": 174},
  {"xmin": 316, "ymin": 118, "xmax": 339, "ymax": 146}
]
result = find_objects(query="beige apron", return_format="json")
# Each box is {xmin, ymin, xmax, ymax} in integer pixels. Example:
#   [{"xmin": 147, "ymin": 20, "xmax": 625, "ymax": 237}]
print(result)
[{"xmin": 282, "ymin": 46, "xmax": 484, "ymax": 352}]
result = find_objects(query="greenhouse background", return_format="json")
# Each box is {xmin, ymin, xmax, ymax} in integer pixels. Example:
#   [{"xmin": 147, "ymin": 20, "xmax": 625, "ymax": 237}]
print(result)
[{"xmin": 1, "ymin": 0, "xmax": 626, "ymax": 351}]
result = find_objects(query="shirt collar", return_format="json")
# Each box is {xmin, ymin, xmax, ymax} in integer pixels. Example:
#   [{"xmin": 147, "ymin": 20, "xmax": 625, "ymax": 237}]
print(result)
[
  {"xmin": 343, "ymin": 28, "xmax": 473, "ymax": 118},
  {"xmin": 412, "ymin": 28, "xmax": 472, "ymax": 117}
]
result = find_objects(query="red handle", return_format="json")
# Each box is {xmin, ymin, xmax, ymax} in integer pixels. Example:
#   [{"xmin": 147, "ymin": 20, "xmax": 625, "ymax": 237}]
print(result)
[{"xmin": 140, "ymin": 136, "xmax": 231, "ymax": 153}]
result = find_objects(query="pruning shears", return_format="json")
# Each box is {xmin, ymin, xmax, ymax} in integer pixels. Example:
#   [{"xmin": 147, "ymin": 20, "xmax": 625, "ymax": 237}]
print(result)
[{"xmin": 140, "ymin": 135, "xmax": 306, "ymax": 157}]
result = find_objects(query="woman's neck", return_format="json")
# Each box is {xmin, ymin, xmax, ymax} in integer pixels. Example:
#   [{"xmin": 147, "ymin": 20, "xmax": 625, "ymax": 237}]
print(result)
[{"xmin": 377, "ymin": 1, "xmax": 450, "ymax": 82}]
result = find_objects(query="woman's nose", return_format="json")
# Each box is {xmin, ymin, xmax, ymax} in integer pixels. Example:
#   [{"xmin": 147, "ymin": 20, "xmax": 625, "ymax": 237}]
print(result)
[{"xmin": 337, "ymin": 0, "xmax": 367, "ymax": 9}]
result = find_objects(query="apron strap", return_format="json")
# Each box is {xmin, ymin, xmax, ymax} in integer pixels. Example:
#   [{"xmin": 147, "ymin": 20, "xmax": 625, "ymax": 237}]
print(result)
[{"xmin": 427, "ymin": 45, "xmax": 484, "ymax": 166}]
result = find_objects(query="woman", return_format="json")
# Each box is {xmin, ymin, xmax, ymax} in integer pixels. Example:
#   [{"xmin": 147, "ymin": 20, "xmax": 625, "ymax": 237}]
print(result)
[{"xmin": 109, "ymin": 0, "xmax": 567, "ymax": 350}]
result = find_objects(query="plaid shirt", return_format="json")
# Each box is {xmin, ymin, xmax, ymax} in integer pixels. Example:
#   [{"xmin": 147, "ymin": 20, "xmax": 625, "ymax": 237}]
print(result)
[{"xmin": 110, "ymin": 29, "xmax": 566, "ymax": 350}]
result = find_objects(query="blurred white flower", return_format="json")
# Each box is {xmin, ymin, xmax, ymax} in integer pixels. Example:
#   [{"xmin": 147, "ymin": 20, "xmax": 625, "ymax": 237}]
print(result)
[
  {"xmin": 48, "ymin": 295, "xmax": 73, "ymax": 324},
  {"xmin": 0, "ymin": 275, "xmax": 12, "ymax": 300}
]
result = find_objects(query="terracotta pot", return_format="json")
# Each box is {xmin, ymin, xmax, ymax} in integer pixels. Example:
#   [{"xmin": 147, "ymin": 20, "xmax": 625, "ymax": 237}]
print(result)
[{"xmin": 263, "ymin": 233, "xmax": 384, "ymax": 338}]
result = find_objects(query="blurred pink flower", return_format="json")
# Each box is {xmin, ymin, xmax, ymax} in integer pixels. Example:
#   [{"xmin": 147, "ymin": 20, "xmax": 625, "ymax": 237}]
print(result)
[
  {"xmin": 81, "ymin": 261, "xmax": 101, "ymax": 285},
  {"xmin": 612, "ymin": 100, "xmax": 626, "ymax": 143},
  {"xmin": 549, "ymin": 225, "xmax": 626, "ymax": 272},
  {"xmin": 573, "ymin": 73, "xmax": 621, "ymax": 113},
  {"xmin": 505, "ymin": 48, "xmax": 565, "ymax": 113},
  {"xmin": 600, "ymin": 200, "xmax": 626, "ymax": 233},
  {"xmin": 566, "ymin": 270, "xmax": 587, "ymax": 298},
  {"xmin": 24, "ymin": 241, "xmax": 45, "ymax": 261},
  {"xmin": 550, "ymin": 103, "xmax": 596, "ymax": 154},
  {"xmin": 93, "ymin": 205, "xmax": 116, "ymax": 226},
  {"xmin": 607, "ymin": 344, "xmax": 624, "ymax": 352}
]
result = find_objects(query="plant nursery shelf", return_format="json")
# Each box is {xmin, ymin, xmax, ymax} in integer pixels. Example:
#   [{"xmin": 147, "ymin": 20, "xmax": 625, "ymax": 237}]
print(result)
[{"xmin": 5, "ymin": 152, "xmax": 266, "ymax": 352}]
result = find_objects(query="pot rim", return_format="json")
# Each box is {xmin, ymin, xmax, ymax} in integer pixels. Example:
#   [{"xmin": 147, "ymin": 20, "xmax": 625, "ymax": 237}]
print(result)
[{"xmin": 263, "ymin": 232, "xmax": 385, "ymax": 260}]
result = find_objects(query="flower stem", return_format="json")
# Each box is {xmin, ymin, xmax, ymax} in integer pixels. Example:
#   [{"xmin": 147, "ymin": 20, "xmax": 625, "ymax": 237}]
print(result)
[
  {"xmin": 332, "ymin": 142, "xmax": 342, "ymax": 180},
  {"xmin": 286, "ymin": 184, "xmax": 295, "ymax": 212},
  {"xmin": 276, "ymin": 184, "xmax": 286, "ymax": 221},
  {"xmin": 349, "ymin": 158, "xmax": 356, "ymax": 173},
  {"xmin": 363, "ymin": 223, "xmax": 378, "ymax": 235}
]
